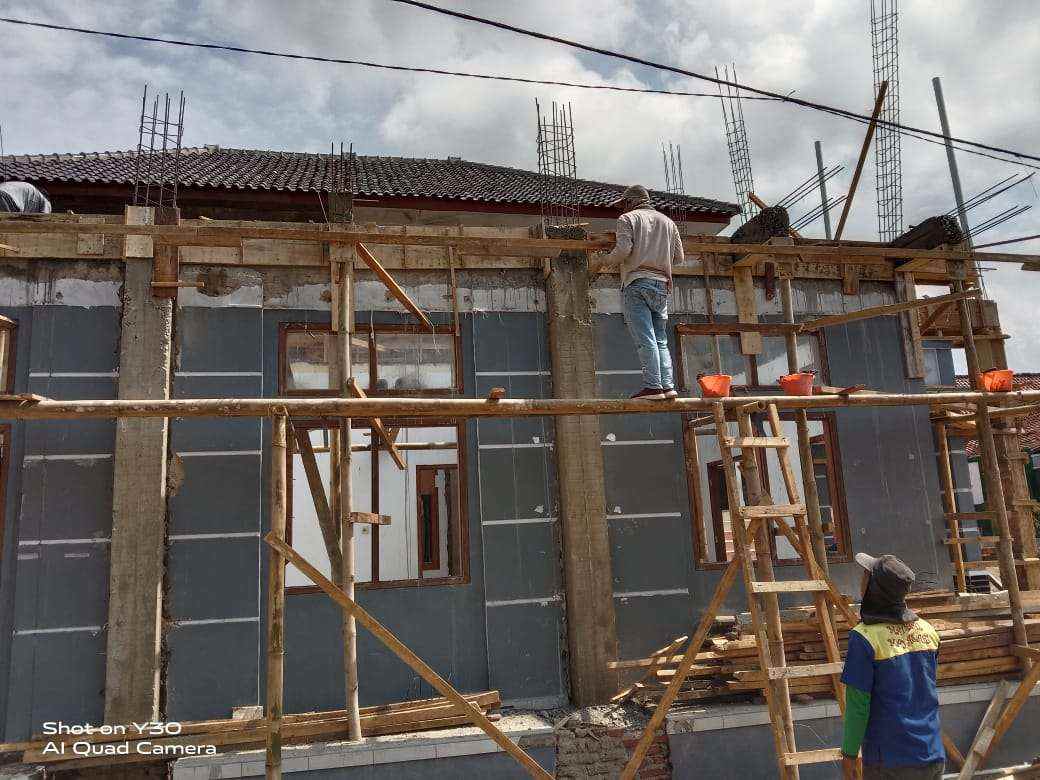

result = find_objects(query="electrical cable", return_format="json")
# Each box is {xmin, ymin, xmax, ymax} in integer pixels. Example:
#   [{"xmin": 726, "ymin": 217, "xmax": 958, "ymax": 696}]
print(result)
[
  {"xmin": 3, "ymin": 13, "xmax": 1038, "ymax": 173},
  {"xmin": 391, "ymin": 0, "xmax": 1040, "ymax": 165}
]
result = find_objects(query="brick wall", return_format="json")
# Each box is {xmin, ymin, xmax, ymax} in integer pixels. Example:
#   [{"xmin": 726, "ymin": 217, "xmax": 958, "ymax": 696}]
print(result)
[{"xmin": 554, "ymin": 721, "xmax": 672, "ymax": 779}]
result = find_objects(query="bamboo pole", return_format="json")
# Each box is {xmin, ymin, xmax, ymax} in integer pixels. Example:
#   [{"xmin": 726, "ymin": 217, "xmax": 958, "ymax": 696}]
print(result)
[
  {"xmin": 834, "ymin": 81, "xmax": 889, "ymax": 241},
  {"xmin": 780, "ymin": 278, "xmax": 829, "ymax": 573},
  {"xmin": 263, "ymin": 534, "xmax": 552, "ymax": 780},
  {"xmin": 3, "ymin": 390, "xmax": 1040, "ymax": 421},
  {"xmin": 337, "ymin": 251, "xmax": 363, "ymax": 742},
  {"xmin": 797, "ymin": 289, "xmax": 978, "ymax": 332},
  {"xmin": 952, "ymin": 274, "xmax": 1029, "ymax": 649},
  {"xmin": 936, "ymin": 421, "xmax": 969, "ymax": 593},
  {"xmin": 266, "ymin": 415, "xmax": 288, "ymax": 779}
]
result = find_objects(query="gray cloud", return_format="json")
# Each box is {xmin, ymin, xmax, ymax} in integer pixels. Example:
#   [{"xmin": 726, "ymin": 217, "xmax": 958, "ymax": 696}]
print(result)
[{"xmin": 1, "ymin": 0, "xmax": 1037, "ymax": 368}]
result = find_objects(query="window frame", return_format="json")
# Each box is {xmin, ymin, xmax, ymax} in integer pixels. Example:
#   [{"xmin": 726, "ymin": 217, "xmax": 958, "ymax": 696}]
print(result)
[
  {"xmin": 278, "ymin": 322, "xmax": 464, "ymax": 398},
  {"xmin": 285, "ymin": 417, "xmax": 470, "ymax": 593},
  {"xmin": 674, "ymin": 323, "xmax": 829, "ymax": 392},
  {"xmin": 685, "ymin": 410, "xmax": 850, "ymax": 570}
]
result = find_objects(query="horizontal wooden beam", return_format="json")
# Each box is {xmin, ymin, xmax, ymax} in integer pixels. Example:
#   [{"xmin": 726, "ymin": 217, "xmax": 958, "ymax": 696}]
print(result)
[
  {"xmin": 799, "ymin": 289, "xmax": 979, "ymax": 332},
  {"xmin": 2, "ymin": 389, "xmax": 1040, "ymax": 420},
  {"xmin": 355, "ymin": 243, "xmax": 434, "ymax": 332},
  {"xmin": 2, "ymin": 217, "xmax": 1036, "ymax": 265},
  {"xmin": 349, "ymin": 511, "xmax": 391, "ymax": 525}
]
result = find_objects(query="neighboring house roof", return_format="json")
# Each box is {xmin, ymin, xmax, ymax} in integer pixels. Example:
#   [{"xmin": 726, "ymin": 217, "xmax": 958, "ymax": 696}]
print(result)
[
  {"xmin": 0, "ymin": 146, "xmax": 739, "ymax": 216},
  {"xmin": 955, "ymin": 373, "xmax": 1040, "ymax": 456}
]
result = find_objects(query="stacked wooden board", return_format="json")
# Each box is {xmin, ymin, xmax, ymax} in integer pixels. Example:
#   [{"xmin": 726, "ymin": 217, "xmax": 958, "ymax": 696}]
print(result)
[
  {"xmin": 611, "ymin": 591, "xmax": 1040, "ymax": 710},
  {"xmin": 0, "ymin": 691, "xmax": 500, "ymax": 773}
]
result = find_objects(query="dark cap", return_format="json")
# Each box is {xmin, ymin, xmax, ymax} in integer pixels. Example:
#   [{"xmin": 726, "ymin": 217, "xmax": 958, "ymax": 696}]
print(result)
[{"xmin": 856, "ymin": 552, "xmax": 918, "ymax": 624}]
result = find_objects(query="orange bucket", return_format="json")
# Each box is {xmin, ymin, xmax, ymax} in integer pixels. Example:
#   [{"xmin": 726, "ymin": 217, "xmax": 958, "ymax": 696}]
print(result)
[
  {"xmin": 981, "ymin": 369, "xmax": 1014, "ymax": 392},
  {"xmin": 698, "ymin": 374, "xmax": 732, "ymax": 398},
  {"xmin": 779, "ymin": 373, "xmax": 815, "ymax": 396}
]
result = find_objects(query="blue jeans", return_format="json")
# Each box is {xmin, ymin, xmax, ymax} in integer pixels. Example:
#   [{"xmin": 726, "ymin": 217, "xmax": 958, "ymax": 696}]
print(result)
[{"xmin": 623, "ymin": 278, "xmax": 673, "ymax": 390}]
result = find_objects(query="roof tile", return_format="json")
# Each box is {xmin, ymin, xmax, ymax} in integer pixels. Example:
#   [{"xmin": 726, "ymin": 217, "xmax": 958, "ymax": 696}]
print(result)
[{"xmin": 0, "ymin": 145, "xmax": 738, "ymax": 215}]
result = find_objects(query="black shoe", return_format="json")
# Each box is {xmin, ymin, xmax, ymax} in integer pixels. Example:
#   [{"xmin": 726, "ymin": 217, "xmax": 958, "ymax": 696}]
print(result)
[{"xmin": 631, "ymin": 387, "xmax": 667, "ymax": 400}]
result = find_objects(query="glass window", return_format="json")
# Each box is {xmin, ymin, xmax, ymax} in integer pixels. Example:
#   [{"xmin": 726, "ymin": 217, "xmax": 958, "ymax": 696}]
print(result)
[
  {"xmin": 678, "ymin": 329, "xmax": 822, "ymax": 390},
  {"xmin": 282, "ymin": 325, "xmax": 457, "ymax": 395},
  {"xmin": 285, "ymin": 330, "xmax": 369, "ymax": 392},
  {"xmin": 923, "ymin": 348, "xmax": 942, "ymax": 386},
  {"xmin": 688, "ymin": 413, "xmax": 848, "ymax": 567},
  {"xmin": 680, "ymin": 334, "xmax": 748, "ymax": 387},
  {"xmin": 757, "ymin": 336, "xmax": 820, "ymax": 387},
  {"xmin": 375, "ymin": 332, "xmax": 455, "ymax": 392},
  {"xmin": 286, "ymin": 424, "xmax": 465, "ymax": 589}
]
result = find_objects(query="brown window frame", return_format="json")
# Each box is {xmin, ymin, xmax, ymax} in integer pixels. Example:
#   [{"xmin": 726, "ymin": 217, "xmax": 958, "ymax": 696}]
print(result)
[
  {"xmin": 278, "ymin": 322, "xmax": 464, "ymax": 398},
  {"xmin": 686, "ymin": 410, "xmax": 850, "ymax": 570},
  {"xmin": 674, "ymin": 323, "xmax": 829, "ymax": 392},
  {"xmin": 285, "ymin": 418, "xmax": 470, "ymax": 593},
  {"xmin": 416, "ymin": 463, "xmax": 457, "ymax": 573}
]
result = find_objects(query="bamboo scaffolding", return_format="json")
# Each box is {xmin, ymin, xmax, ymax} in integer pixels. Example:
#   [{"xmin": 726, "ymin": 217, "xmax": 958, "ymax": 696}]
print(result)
[
  {"xmin": 264, "ymin": 534, "xmax": 552, "ymax": 780},
  {"xmin": 0, "ymin": 390, "xmax": 1039, "ymax": 420},
  {"xmin": 265, "ymin": 415, "xmax": 288, "ymax": 779}
]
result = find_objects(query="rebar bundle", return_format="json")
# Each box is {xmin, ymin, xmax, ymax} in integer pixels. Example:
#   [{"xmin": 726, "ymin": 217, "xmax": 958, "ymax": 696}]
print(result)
[
  {"xmin": 535, "ymin": 99, "xmax": 580, "ymax": 228},
  {"xmin": 132, "ymin": 84, "xmax": 185, "ymax": 214},
  {"xmin": 717, "ymin": 65, "xmax": 755, "ymax": 225},
  {"xmin": 870, "ymin": 0, "xmax": 903, "ymax": 242}
]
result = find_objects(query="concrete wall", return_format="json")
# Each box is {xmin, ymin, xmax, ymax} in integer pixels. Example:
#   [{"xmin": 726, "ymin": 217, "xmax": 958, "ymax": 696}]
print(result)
[
  {"xmin": 0, "ymin": 262, "xmax": 121, "ymax": 741},
  {"xmin": 0, "ymin": 264, "xmax": 957, "ymax": 738}
]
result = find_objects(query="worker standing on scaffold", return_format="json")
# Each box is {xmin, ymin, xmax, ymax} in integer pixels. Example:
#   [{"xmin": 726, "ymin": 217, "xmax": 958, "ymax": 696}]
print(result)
[
  {"xmin": 841, "ymin": 552, "xmax": 944, "ymax": 779},
  {"xmin": 590, "ymin": 184, "xmax": 683, "ymax": 401}
]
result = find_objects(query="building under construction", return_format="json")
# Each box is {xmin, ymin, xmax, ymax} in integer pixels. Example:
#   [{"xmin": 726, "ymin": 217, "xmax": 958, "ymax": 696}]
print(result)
[{"xmin": 0, "ymin": 141, "xmax": 1038, "ymax": 780}]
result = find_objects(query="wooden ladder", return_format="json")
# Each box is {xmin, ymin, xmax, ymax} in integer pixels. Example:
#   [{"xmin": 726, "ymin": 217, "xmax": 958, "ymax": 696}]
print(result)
[{"xmin": 712, "ymin": 401, "xmax": 857, "ymax": 777}]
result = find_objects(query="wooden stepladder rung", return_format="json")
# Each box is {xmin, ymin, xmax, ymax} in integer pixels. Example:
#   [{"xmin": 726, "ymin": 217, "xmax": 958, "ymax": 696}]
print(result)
[
  {"xmin": 723, "ymin": 435, "xmax": 790, "ymax": 448},
  {"xmin": 749, "ymin": 580, "xmax": 828, "ymax": 594},
  {"xmin": 739, "ymin": 503, "xmax": 806, "ymax": 518},
  {"xmin": 781, "ymin": 748, "xmax": 843, "ymax": 767},
  {"xmin": 768, "ymin": 662, "xmax": 844, "ymax": 680},
  {"xmin": 711, "ymin": 401, "xmax": 848, "ymax": 779}
]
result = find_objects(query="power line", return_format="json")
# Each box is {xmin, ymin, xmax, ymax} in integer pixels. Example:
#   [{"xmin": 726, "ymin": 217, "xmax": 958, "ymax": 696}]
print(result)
[
  {"xmin": 1, "ymin": 14, "xmax": 1038, "ymax": 173},
  {"xmin": 391, "ymin": 0, "xmax": 1040, "ymax": 167},
  {"xmin": 0, "ymin": 16, "xmax": 779, "ymax": 103}
]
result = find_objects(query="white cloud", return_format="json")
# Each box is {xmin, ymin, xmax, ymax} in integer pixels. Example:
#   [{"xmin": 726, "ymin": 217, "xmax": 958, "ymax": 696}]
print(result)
[{"xmin": 1, "ymin": 0, "xmax": 1038, "ymax": 368}]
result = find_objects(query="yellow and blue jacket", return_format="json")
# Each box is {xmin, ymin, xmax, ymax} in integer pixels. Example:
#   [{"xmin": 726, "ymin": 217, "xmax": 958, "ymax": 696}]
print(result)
[{"xmin": 840, "ymin": 618, "xmax": 943, "ymax": 767}]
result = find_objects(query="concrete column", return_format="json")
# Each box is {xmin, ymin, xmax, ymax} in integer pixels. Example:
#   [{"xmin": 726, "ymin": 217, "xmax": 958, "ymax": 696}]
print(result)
[
  {"xmin": 546, "ymin": 240, "xmax": 619, "ymax": 705},
  {"xmin": 104, "ymin": 207, "xmax": 174, "ymax": 724}
]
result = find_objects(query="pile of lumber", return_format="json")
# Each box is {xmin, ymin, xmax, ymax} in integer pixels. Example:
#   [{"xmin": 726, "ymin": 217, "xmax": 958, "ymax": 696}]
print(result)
[
  {"xmin": 891, "ymin": 214, "xmax": 964, "ymax": 250},
  {"xmin": 0, "ymin": 691, "xmax": 500, "ymax": 772},
  {"xmin": 611, "ymin": 591, "xmax": 1040, "ymax": 710},
  {"xmin": 730, "ymin": 206, "xmax": 791, "ymax": 244}
]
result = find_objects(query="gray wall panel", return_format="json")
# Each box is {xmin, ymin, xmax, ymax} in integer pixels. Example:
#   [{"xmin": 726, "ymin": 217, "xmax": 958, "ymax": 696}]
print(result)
[
  {"xmin": 19, "ymin": 458, "xmax": 113, "ymax": 541},
  {"xmin": 481, "ymin": 523, "xmax": 560, "ymax": 603},
  {"xmin": 166, "ymin": 622, "xmax": 260, "ymax": 722},
  {"xmin": 4, "ymin": 632, "xmax": 106, "ymax": 741},
  {"xmin": 169, "ymin": 453, "xmax": 263, "ymax": 535},
  {"xmin": 177, "ymin": 307, "xmax": 263, "ymax": 373},
  {"xmin": 27, "ymin": 306, "xmax": 119, "ymax": 373},
  {"xmin": 168, "ymin": 538, "xmax": 259, "ymax": 622},
  {"xmin": 485, "ymin": 602, "xmax": 565, "ymax": 702},
  {"xmin": 613, "ymin": 593, "xmax": 694, "ymax": 661},
  {"xmin": 609, "ymin": 516, "xmax": 692, "ymax": 593},
  {"xmin": 14, "ymin": 544, "xmax": 108, "ymax": 631}
]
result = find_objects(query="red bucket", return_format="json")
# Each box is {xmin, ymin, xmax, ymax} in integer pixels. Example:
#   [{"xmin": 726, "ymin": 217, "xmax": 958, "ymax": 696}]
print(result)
[
  {"xmin": 779, "ymin": 373, "xmax": 815, "ymax": 396},
  {"xmin": 698, "ymin": 374, "xmax": 732, "ymax": 398},
  {"xmin": 981, "ymin": 369, "xmax": 1014, "ymax": 392}
]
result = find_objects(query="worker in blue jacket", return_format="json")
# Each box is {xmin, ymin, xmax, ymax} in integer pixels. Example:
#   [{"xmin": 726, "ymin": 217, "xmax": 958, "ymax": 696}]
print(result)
[{"xmin": 841, "ymin": 552, "xmax": 944, "ymax": 779}]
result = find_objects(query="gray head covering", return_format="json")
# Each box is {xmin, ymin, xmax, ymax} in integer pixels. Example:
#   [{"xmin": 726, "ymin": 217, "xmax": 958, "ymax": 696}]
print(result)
[
  {"xmin": 855, "ymin": 552, "xmax": 918, "ymax": 624},
  {"xmin": 612, "ymin": 184, "xmax": 652, "ymax": 209}
]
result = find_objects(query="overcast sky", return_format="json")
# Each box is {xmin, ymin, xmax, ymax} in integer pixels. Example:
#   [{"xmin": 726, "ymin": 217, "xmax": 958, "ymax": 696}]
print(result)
[{"xmin": 1, "ymin": 0, "xmax": 1038, "ymax": 369}]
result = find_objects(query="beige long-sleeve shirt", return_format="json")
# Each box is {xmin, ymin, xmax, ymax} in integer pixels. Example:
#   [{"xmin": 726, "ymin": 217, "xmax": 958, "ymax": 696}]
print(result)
[{"xmin": 599, "ymin": 205, "xmax": 683, "ymax": 288}]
